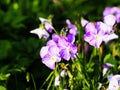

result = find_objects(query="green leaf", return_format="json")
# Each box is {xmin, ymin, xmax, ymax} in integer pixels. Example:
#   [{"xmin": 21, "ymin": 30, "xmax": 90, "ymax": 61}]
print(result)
[
  {"xmin": 0, "ymin": 40, "xmax": 12, "ymax": 60},
  {"xmin": 104, "ymin": 54, "xmax": 117, "ymax": 65},
  {"xmin": 0, "ymin": 73, "xmax": 10, "ymax": 80},
  {"xmin": 0, "ymin": 86, "xmax": 7, "ymax": 90}
]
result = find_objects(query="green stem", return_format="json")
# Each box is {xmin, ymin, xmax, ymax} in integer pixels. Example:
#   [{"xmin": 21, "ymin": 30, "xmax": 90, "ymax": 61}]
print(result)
[{"xmin": 31, "ymin": 74, "xmax": 37, "ymax": 90}]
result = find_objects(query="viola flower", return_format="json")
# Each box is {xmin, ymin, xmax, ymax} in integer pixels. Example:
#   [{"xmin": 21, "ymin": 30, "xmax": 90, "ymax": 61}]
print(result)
[
  {"xmin": 30, "ymin": 25, "xmax": 49, "ymax": 39},
  {"xmin": 103, "ymin": 63, "xmax": 113, "ymax": 76},
  {"xmin": 39, "ymin": 17, "xmax": 54, "ymax": 33},
  {"xmin": 40, "ymin": 45, "xmax": 61, "ymax": 70},
  {"xmin": 66, "ymin": 19, "xmax": 78, "ymax": 36},
  {"xmin": 60, "ymin": 70, "xmax": 67, "ymax": 77},
  {"xmin": 58, "ymin": 36, "xmax": 77, "ymax": 61},
  {"xmin": 84, "ymin": 22, "xmax": 105, "ymax": 48},
  {"xmin": 54, "ymin": 75, "xmax": 60, "ymax": 86},
  {"xmin": 103, "ymin": 7, "xmax": 120, "ymax": 23},
  {"xmin": 52, "ymin": 34, "xmax": 77, "ymax": 61},
  {"xmin": 107, "ymin": 75, "xmax": 120, "ymax": 90},
  {"xmin": 103, "ymin": 14, "xmax": 116, "ymax": 26}
]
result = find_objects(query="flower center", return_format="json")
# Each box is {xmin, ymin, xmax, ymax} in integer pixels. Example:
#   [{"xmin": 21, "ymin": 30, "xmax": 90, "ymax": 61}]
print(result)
[
  {"xmin": 95, "ymin": 35, "xmax": 99, "ymax": 40},
  {"xmin": 51, "ymin": 57, "xmax": 56, "ymax": 61}
]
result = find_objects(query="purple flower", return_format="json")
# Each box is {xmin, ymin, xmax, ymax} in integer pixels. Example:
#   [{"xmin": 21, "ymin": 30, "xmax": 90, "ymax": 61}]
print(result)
[
  {"xmin": 107, "ymin": 75, "xmax": 120, "ymax": 90},
  {"xmin": 66, "ymin": 19, "xmax": 78, "ymax": 36},
  {"xmin": 103, "ymin": 63, "xmax": 113, "ymax": 76},
  {"xmin": 84, "ymin": 20, "xmax": 118, "ymax": 47},
  {"xmin": 40, "ymin": 45, "xmax": 61, "ymax": 70},
  {"xmin": 52, "ymin": 34, "xmax": 77, "ymax": 61},
  {"xmin": 58, "ymin": 36, "xmax": 77, "ymax": 61},
  {"xmin": 84, "ymin": 22, "xmax": 105, "ymax": 48},
  {"xmin": 103, "ymin": 7, "xmax": 120, "ymax": 23},
  {"xmin": 103, "ymin": 14, "xmax": 116, "ymax": 26},
  {"xmin": 39, "ymin": 17, "xmax": 54, "ymax": 33}
]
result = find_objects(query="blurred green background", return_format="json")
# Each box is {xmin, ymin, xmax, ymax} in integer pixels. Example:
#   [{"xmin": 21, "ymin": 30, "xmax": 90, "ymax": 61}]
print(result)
[{"xmin": 0, "ymin": 0, "xmax": 120, "ymax": 90}]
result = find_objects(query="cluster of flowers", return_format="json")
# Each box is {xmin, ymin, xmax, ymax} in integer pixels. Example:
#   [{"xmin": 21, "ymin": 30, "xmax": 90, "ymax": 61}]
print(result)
[
  {"xmin": 30, "ymin": 18, "xmax": 78, "ymax": 70},
  {"xmin": 30, "ymin": 6, "xmax": 120, "ymax": 90},
  {"xmin": 81, "ymin": 6, "xmax": 120, "ymax": 90},
  {"xmin": 81, "ymin": 7, "xmax": 119, "ymax": 48}
]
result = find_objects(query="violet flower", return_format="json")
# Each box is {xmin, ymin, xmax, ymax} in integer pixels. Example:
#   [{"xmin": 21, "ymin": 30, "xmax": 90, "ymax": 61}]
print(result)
[
  {"xmin": 52, "ymin": 34, "xmax": 77, "ymax": 61},
  {"xmin": 39, "ymin": 17, "xmax": 54, "ymax": 33},
  {"xmin": 54, "ymin": 75, "xmax": 60, "ymax": 86},
  {"xmin": 66, "ymin": 19, "xmax": 78, "ymax": 36},
  {"xmin": 40, "ymin": 45, "xmax": 61, "ymax": 70},
  {"xmin": 107, "ymin": 75, "xmax": 120, "ymax": 90},
  {"xmin": 58, "ymin": 36, "xmax": 77, "ymax": 61},
  {"xmin": 103, "ymin": 7, "xmax": 120, "ymax": 23},
  {"xmin": 103, "ymin": 63, "xmax": 113, "ymax": 76},
  {"xmin": 84, "ymin": 22, "xmax": 105, "ymax": 48}
]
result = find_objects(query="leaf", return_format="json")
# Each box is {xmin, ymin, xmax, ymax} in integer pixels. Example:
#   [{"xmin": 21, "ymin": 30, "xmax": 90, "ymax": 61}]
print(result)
[
  {"xmin": 104, "ymin": 54, "xmax": 117, "ymax": 65},
  {"xmin": 0, "ymin": 73, "xmax": 10, "ymax": 80},
  {"xmin": 0, "ymin": 40, "xmax": 12, "ymax": 60},
  {"xmin": 0, "ymin": 86, "xmax": 7, "ymax": 90}
]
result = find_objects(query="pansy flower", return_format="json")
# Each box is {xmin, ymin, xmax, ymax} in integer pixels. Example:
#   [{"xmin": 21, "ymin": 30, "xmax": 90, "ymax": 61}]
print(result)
[
  {"xmin": 103, "ymin": 7, "xmax": 120, "ymax": 23},
  {"xmin": 107, "ymin": 75, "xmax": 120, "ymax": 90},
  {"xmin": 40, "ymin": 44, "xmax": 61, "ymax": 70},
  {"xmin": 84, "ymin": 22, "xmax": 105, "ymax": 48},
  {"xmin": 39, "ymin": 17, "xmax": 54, "ymax": 33},
  {"xmin": 66, "ymin": 19, "xmax": 78, "ymax": 36}
]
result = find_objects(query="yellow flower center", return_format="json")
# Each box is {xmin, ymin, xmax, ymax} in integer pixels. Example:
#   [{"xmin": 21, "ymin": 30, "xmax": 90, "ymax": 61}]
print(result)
[
  {"xmin": 95, "ymin": 35, "xmax": 99, "ymax": 40},
  {"xmin": 51, "ymin": 57, "xmax": 56, "ymax": 61}
]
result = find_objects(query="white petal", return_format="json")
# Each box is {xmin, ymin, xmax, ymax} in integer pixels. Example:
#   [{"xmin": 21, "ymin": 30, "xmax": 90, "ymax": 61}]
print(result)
[
  {"xmin": 103, "ymin": 68, "xmax": 108, "ymax": 76},
  {"xmin": 60, "ymin": 70, "xmax": 67, "ymax": 77},
  {"xmin": 103, "ymin": 33, "xmax": 118, "ymax": 43},
  {"xmin": 104, "ymin": 15, "xmax": 116, "ymax": 26},
  {"xmin": 54, "ymin": 76, "xmax": 60, "ymax": 86},
  {"xmin": 81, "ymin": 19, "xmax": 89, "ymax": 27},
  {"xmin": 30, "ymin": 28, "xmax": 49, "ymax": 39}
]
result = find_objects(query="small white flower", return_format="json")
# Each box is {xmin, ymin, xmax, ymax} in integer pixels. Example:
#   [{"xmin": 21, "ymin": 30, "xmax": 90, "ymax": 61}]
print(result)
[
  {"xmin": 30, "ymin": 27, "xmax": 49, "ymax": 39},
  {"xmin": 54, "ymin": 75, "xmax": 60, "ymax": 86},
  {"xmin": 107, "ymin": 75, "xmax": 120, "ymax": 90},
  {"xmin": 60, "ymin": 70, "xmax": 67, "ymax": 77}
]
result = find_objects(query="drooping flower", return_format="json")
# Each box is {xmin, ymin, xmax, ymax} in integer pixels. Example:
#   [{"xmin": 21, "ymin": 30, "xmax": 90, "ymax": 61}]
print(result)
[
  {"xmin": 30, "ymin": 26, "xmax": 49, "ymax": 39},
  {"xmin": 103, "ymin": 63, "xmax": 113, "ymax": 76},
  {"xmin": 30, "ymin": 17, "xmax": 54, "ymax": 39},
  {"xmin": 60, "ymin": 70, "xmax": 67, "ymax": 77},
  {"xmin": 40, "ymin": 45, "xmax": 61, "ymax": 70},
  {"xmin": 39, "ymin": 17, "xmax": 54, "ymax": 33},
  {"xmin": 54, "ymin": 75, "xmax": 60, "ymax": 86},
  {"xmin": 107, "ymin": 75, "xmax": 120, "ymax": 90},
  {"xmin": 66, "ymin": 19, "xmax": 78, "ymax": 36}
]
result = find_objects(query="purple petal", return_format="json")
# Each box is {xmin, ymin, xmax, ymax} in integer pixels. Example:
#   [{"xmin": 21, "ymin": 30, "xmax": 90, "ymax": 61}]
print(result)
[
  {"xmin": 85, "ymin": 22, "xmax": 96, "ymax": 33},
  {"xmin": 59, "ymin": 49, "xmax": 70, "ymax": 61},
  {"xmin": 40, "ymin": 46, "xmax": 49, "ymax": 58},
  {"xmin": 47, "ymin": 40, "xmax": 57, "ymax": 46},
  {"xmin": 42, "ymin": 54, "xmax": 56, "ymax": 70}
]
